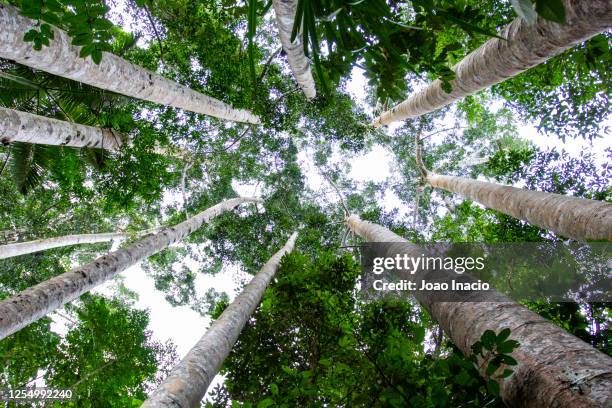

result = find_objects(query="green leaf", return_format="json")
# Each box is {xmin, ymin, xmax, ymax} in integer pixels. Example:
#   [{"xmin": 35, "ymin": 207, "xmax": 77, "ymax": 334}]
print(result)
[
  {"xmin": 496, "ymin": 328, "xmax": 511, "ymax": 344},
  {"xmin": 92, "ymin": 48, "xmax": 103, "ymax": 64},
  {"xmin": 487, "ymin": 379, "xmax": 500, "ymax": 396},
  {"xmin": 79, "ymin": 44, "xmax": 96, "ymax": 58},
  {"xmin": 497, "ymin": 339, "xmax": 520, "ymax": 354},
  {"xmin": 497, "ymin": 369, "xmax": 514, "ymax": 379},
  {"xmin": 535, "ymin": 0, "xmax": 566, "ymax": 24},
  {"xmin": 72, "ymin": 33, "xmax": 94, "ymax": 46},
  {"xmin": 510, "ymin": 0, "xmax": 537, "ymax": 25},
  {"xmin": 290, "ymin": 0, "xmax": 304, "ymax": 43},
  {"xmin": 23, "ymin": 30, "xmax": 38, "ymax": 42},
  {"xmin": 257, "ymin": 398, "xmax": 274, "ymax": 408},
  {"xmin": 480, "ymin": 330, "xmax": 496, "ymax": 349},
  {"xmin": 270, "ymin": 383, "xmax": 279, "ymax": 395},
  {"xmin": 486, "ymin": 360, "xmax": 500, "ymax": 376},
  {"xmin": 499, "ymin": 354, "xmax": 518, "ymax": 366}
]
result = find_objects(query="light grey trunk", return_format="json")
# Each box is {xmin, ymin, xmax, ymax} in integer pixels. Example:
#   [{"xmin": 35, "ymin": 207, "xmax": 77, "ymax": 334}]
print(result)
[
  {"xmin": 459, "ymin": 156, "xmax": 489, "ymax": 168},
  {"xmin": 0, "ymin": 107, "xmax": 122, "ymax": 150},
  {"xmin": 372, "ymin": 0, "xmax": 612, "ymax": 126},
  {"xmin": 0, "ymin": 197, "xmax": 261, "ymax": 341},
  {"xmin": 346, "ymin": 215, "xmax": 612, "ymax": 407},
  {"xmin": 142, "ymin": 232, "xmax": 298, "ymax": 408},
  {"xmin": 272, "ymin": 0, "xmax": 316, "ymax": 99},
  {"xmin": 0, "ymin": 4, "xmax": 260, "ymax": 124},
  {"xmin": 427, "ymin": 173, "xmax": 612, "ymax": 241},
  {"xmin": 0, "ymin": 228, "xmax": 160, "ymax": 259}
]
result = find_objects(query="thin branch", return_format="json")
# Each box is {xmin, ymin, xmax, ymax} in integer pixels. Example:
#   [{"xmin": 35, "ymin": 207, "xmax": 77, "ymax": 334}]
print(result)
[
  {"xmin": 340, "ymin": 227, "xmax": 350, "ymax": 250},
  {"xmin": 202, "ymin": 126, "xmax": 252, "ymax": 155},
  {"xmin": 70, "ymin": 359, "xmax": 117, "ymax": 389},
  {"xmin": 180, "ymin": 160, "xmax": 194, "ymax": 218},
  {"xmin": 144, "ymin": 5, "xmax": 166, "ymax": 64},
  {"xmin": 421, "ymin": 126, "xmax": 467, "ymax": 140},
  {"xmin": 0, "ymin": 148, "xmax": 11, "ymax": 178},
  {"xmin": 414, "ymin": 132, "xmax": 428, "ymax": 183},
  {"xmin": 321, "ymin": 173, "xmax": 349, "ymax": 216},
  {"xmin": 258, "ymin": 47, "xmax": 282, "ymax": 83}
]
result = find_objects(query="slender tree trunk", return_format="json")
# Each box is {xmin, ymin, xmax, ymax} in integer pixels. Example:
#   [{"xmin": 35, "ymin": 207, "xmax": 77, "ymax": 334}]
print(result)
[
  {"xmin": 0, "ymin": 228, "xmax": 161, "ymax": 260},
  {"xmin": 0, "ymin": 107, "xmax": 123, "ymax": 150},
  {"xmin": 142, "ymin": 232, "xmax": 298, "ymax": 408},
  {"xmin": 0, "ymin": 4, "xmax": 260, "ymax": 124},
  {"xmin": 426, "ymin": 173, "xmax": 612, "ymax": 241},
  {"xmin": 0, "ymin": 197, "xmax": 261, "ymax": 341},
  {"xmin": 372, "ymin": 0, "xmax": 612, "ymax": 127},
  {"xmin": 346, "ymin": 215, "xmax": 612, "ymax": 407},
  {"xmin": 272, "ymin": 0, "xmax": 316, "ymax": 99}
]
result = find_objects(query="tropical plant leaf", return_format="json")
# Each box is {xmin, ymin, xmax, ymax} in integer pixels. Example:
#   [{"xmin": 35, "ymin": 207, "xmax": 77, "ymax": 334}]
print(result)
[{"xmin": 10, "ymin": 142, "xmax": 51, "ymax": 194}]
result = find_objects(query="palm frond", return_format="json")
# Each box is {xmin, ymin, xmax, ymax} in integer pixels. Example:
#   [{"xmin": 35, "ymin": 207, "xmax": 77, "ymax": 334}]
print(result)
[{"xmin": 10, "ymin": 142, "xmax": 53, "ymax": 194}]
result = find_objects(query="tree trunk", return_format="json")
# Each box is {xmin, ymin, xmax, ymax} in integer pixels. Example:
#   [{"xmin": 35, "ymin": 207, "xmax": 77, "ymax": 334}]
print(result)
[
  {"xmin": 142, "ymin": 232, "xmax": 298, "ymax": 408},
  {"xmin": 0, "ymin": 4, "xmax": 260, "ymax": 125},
  {"xmin": 0, "ymin": 197, "xmax": 261, "ymax": 341},
  {"xmin": 427, "ymin": 172, "xmax": 612, "ymax": 241},
  {"xmin": 371, "ymin": 0, "xmax": 612, "ymax": 127},
  {"xmin": 345, "ymin": 214, "xmax": 612, "ymax": 407},
  {"xmin": 0, "ymin": 228, "xmax": 160, "ymax": 260},
  {"xmin": 272, "ymin": 0, "xmax": 316, "ymax": 99},
  {"xmin": 0, "ymin": 107, "xmax": 123, "ymax": 150}
]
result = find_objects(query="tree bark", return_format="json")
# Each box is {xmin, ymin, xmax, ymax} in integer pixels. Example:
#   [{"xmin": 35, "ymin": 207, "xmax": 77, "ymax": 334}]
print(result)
[
  {"xmin": 0, "ymin": 228, "xmax": 160, "ymax": 260},
  {"xmin": 345, "ymin": 214, "xmax": 612, "ymax": 407},
  {"xmin": 426, "ymin": 173, "xmax": 612, "ymax": 241},
  {"xmin": 0, "ymin": 4, "xmax": 260, "ymax": 124},
  {"xmin": 272, "ymin": 0, "xmax": 316, "ymax": 99},
  {"xmin": 371, "ymin": 0, "xmax": 612, "ymax": 127},
  {"xmin": 0, "ymin": 197, "xmax": 262, "ymax": 341},
  {"xmin": 142, "ymin": 232, "xmax": 298, "ymax": 408},
  {"xmin": 0, "ymin": 107, "xmax": 123, "ymax": 150}
]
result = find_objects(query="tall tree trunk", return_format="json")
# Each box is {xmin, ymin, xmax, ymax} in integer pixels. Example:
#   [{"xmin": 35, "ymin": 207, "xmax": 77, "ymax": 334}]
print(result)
[
  {"xmin": 346, "ymin": 215, "xmax": 612, "ymax": 407},
  {"xmin": 142, "ymin": 232, "xmax": 298, "ymax": 408},
  {"xmin": 0, "ymin": 197, "xmax": 261, "ymax": 341},
  {"xmin": 272, "ymin": 0, "xmax": 316, "ymax": 99},
  {"xmin": 426, "ymin": 172, "xmax": 612, "ymax": 241},
  {"xmin": 0, "ymin": 228, "xmax": 160, "ymax": 260},
  {"xmin": 0, "ymin": 107, "xmax": 123, "ymax": 150},
  {"xmin": 0, "ymin": 4, "xmax": 260, "ymax": 124},
  {"xmin": 371, "ymin": 0, "xmax": 612, "ymax": 127}
]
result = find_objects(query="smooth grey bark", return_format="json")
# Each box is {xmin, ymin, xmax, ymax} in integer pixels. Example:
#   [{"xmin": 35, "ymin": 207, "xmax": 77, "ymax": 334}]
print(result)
[
  {"xmin": 272, "ymin": 0, "xmax": 316, "ymax": 99},
  {"xmin": 0, "ymin": 197, "xmax": 261, "ymax": 341},
  {"xmin": 0, "ymin": 107, "xmax": 123, "ymax": 150},
  {"xmin": 372, "ymin": 0, "xmax": 612, "ymax": 127},
  {"xmin": 142, "ymin": 232, "xmax": 298, "ymax": 408},
  {"xmin": 0, "ymin": 228, "xmax": 160, "ymax": 259},
  {"xmin": 427, "ymin": 173, "xmax": 612, "ymax": 241},
  {"xmin": 0, "ymin": 4, "xmax": 260, "ymax": 124},
  {"xmin": 346, "ymin": 214, "xmax": 612, "ymax": 407}
]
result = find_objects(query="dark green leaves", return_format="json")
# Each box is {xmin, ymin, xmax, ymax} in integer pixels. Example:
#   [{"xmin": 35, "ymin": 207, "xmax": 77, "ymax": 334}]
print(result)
[
  {"xmin": 535, "ymin": 0, "xmax": 566, "ymax": 24},
  {"xmin": 469, "ymin": 328, "xmax": 520, "ymax": 398},
  {"xmin": 19, "ymin": 0, "xmax": 116, "ymax": 63},
  {"xmin": 10, "ymin": 142, "xmax": 51, "ymax": 194},
  {"xmin": 511, "ymin": 0, "xmax": 566, "ymax": 25}
]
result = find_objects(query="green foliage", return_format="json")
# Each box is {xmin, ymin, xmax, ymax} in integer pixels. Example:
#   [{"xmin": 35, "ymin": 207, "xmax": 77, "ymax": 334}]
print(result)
[
  {"xmin": 9, "ymin": 142, "xmax": 51, "ymax": 194},
  {"xmin": 493, "ymin": 34, "xmax": 611, "ymax": 140},
  {"xmin": 18, "ymin": 0, "xmax": 116, "ymax": 62},
  {"xmin": 469, "ymin": 329, "xmax": 520, "ymax": 396},
  {"xmin": 208, "ymin": 251, "xmax": 514, "ymax": 407},
  {"xmin": 0, "ymin": 294, "xmax": 177, "ymax": 406}
]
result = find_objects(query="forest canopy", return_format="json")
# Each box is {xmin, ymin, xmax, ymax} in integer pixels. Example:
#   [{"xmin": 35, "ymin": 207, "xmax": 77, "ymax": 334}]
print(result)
[{"xmin": 0, "ymin": 0, "xmax": 610, "ymax": 406}]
